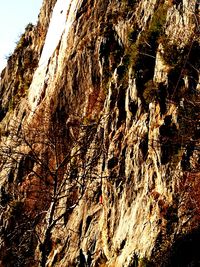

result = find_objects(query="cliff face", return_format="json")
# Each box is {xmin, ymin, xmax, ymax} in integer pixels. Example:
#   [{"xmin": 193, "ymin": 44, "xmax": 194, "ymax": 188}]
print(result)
[{"xmin": 0, "ymin": 0, "xmax": 200, "ymax": 266}]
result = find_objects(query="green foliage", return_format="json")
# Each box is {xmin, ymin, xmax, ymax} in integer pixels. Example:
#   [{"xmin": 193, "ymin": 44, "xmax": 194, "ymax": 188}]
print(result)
[
  {"xmin": 162, "ymin": 42, "xmax": 180, "ymax": 66},
  {"xmin": 7, "ymin": 33, "xmax": 37, "ymax": 112},
  {"xmin": 139, "ymin": 4, "xmax": 167, "ymax": 47},
  {"xmin": 8, "ymin": 96, "xmax": 15, "ymax": 111},
  {"xmin": 121, "ymin": 4, "xmax": 168, "ymax": 109},
  {"xmin": 15, "ymin": 23, "xmax": 33, "ymax": 52},
  {"xmin": 16, "ymin": 34, "xmax": 26, "ymax": 50},
  {"xmin": 8, "ymin": 77, "xmax": 30, "ymax": 111},
  {"xmin": 143, "ymin": 80, "xmax": 158, "ymax": 104},
  {"xmin": 126, "ymin": 43, "xmax": 139, "ymax": 68},
  {"xmin": 139, "ymin": 257, "xmax": 153, "ymax": 267},
  {"xmin": 161, "ymin": 39, "xmax": 185, "ymax": 67},
  {"xmin": 126, "ymin": 4, "xmax": 167, "ymax": 72},
  {"xmin": 148, "ymin": 5, "xmax": 167, "ymax": 38}
]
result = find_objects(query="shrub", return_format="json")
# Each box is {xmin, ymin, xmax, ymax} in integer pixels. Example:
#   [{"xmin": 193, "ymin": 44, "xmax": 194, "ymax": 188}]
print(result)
[
  {"xmin": 143, "ymin": 80, "xmax": 158, "ymax": 104},
  {"xmin": 139, "ymin": 257, "xmax": 153, "ymax": 267},
  {"xmin": 148, "ymin": 5, "xmax": 167, "ymax": 38},
  {"xmin": 126, "ymin": 43, "xmax": 139, "ymax": 68},
  {"xmin": 138, "ymin": 4, "xmax": 167, "ymax": 50},
  {"xmin": 16, "ymin": 34, "xmax": 26, "ymax": 50},
  {"xmin": 25, "ymin": 23, "xmax": 34, "ymax": 32},
  {"xmin": 127, "ymin": 4, "xmax": 167, "ymax": 80},
  {"xmin": 161, "ymin": 39, "xmax": 185, "ymax": 67}
]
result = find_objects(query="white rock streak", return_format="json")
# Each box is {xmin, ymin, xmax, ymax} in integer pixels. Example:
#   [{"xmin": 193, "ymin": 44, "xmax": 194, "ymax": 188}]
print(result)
[
  {"xmin": 39, "ymin": 0, "xmax": 71, "ymax": 65},
  {"xmin": 28, "ymin": 0, "xmax": 82, "ymax": 110}
]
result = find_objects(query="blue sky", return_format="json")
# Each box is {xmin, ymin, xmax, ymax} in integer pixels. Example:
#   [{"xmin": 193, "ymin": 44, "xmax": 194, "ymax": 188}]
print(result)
[{"xmin": 0, "ymin": 0, "xmax": 43, "ymax": 72}]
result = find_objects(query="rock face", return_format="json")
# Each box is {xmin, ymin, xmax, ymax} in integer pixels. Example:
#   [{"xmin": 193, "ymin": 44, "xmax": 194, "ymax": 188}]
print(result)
[{"xmin": 0, "ymin": 0, "xmax": 200, "ymax": 266}]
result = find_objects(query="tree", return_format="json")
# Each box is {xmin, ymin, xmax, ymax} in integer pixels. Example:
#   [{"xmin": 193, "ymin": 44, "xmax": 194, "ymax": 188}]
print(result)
[{"xmin": 0, "ymin": 111, "xmax": 104, "ymax": 267}]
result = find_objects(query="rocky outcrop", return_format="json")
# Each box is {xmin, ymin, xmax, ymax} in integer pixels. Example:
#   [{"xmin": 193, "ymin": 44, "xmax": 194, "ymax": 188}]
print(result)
[{"xmin": 0, "ymin": 0, "xmax": 200, "ymax": 266}]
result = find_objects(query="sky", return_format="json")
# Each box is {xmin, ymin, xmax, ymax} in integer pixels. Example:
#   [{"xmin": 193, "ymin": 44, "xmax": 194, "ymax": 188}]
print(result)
[{"xmin": 0, "ymin": 0, "xmax": 43, "ymax": 72}]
